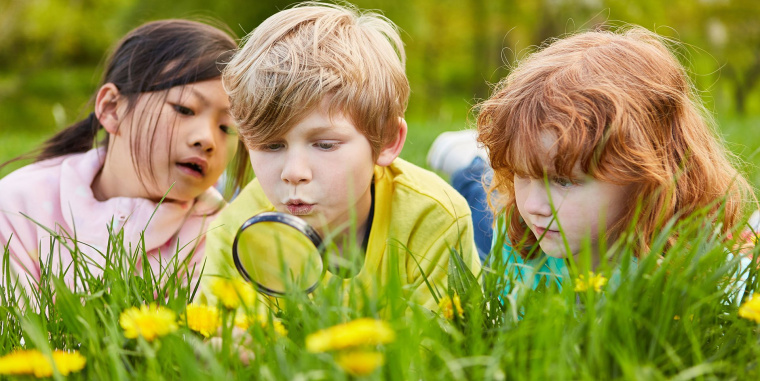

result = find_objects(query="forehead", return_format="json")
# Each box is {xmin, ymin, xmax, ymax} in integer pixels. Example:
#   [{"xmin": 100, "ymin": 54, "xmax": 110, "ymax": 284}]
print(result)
[
  {"xmin": 169, "ymin": 79, "xmax": 228, "ymax": 105},
  {"xmin": 511, "ymin": 130, "xmax": 591, "ymax": 180},
  {"xmin": 512, "ymin": 131, "xmax": 560, "ymax": 172},
  {"xmin": 276, "ymin": 103, "xmax": 361, "ymax": 140}
]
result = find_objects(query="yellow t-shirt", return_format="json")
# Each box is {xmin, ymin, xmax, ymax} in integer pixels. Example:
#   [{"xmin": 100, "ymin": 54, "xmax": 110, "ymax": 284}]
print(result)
[{"xmin": 197, "ymin": 158, "xmax": 481, "ymax": 311}]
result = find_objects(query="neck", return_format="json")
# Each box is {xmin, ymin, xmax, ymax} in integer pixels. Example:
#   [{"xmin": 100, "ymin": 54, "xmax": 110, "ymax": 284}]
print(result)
[
  {"xmin": 324, "ymin": 185, "xmax": 374, "ymax": 278},
  {"xmin": 91, "ymin": 152, "xmax": 149, "ymax": 201},
  {"xmin": 330, "ymin": 208, "xmax": 371, "ymax": 256}
]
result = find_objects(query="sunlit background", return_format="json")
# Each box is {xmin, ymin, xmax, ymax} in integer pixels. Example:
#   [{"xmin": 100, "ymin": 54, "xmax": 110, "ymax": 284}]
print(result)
[{"xmin": 2, "ymin": 0, "xmax": 759, "ymax": 184}]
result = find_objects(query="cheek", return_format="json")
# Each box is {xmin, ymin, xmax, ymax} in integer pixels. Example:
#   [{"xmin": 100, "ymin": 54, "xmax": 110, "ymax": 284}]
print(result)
[
  {"xmin": 512, "ymin": 181, "xmax": 527, "ymax": 208},
  {"xmin": 551, "ymin": 194, "xmax": 587, "ymax": 229},
  {"xmin": 249, "ymin": 154, "xmax": 277, "ymax": 185},
  {"xmin": 318, "ymin": 166, "xmax": 348, "ymax": 197},
  {"xmin": 324, "ymin": 161, "xmax": 372, "ymax": 205},
  {"xmin": 252, "ymin": 165, "xmax": 276, "ymax": 186},
  {"xmin": 602, "ymin": 198, "xmax": 629, "ymax": 230},
  {"xmin": 513, "ymin": 192, "xmax": 526, "ymax": 217},
  {"xmin": 600, "ymin": 184, "xmax": 632, "ymax": 228}
]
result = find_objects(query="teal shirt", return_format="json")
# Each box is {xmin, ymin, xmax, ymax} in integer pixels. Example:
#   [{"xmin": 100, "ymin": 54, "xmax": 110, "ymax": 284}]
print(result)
[
  {"xmin": 496, "ymin": 227, "xmax": 634, "ymax": 294},
  {"xmin": 502, "ymin": 242, "xmax": 569, "ymax": 291}
]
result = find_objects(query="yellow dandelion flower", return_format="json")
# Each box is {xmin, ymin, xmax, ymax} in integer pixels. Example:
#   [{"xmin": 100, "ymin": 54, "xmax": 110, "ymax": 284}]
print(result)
[
  {"xmin": 739, "ymin": 294, "xmax": 760, "ymax": 323},
  {"xmin": 439, "ymin": 294, "xmax": 464, "ymax": 320},
  {"xmin": 234, "ymin": 313, "xmax": 250, "ymax": 330},
  {"xmin": 272, "ymin": 320, "xmax": 287, "ymax": 336},
  {"xmin": 574, "ymin": 272, "xmax": 608, "ymax": 293},
  {"xmin": 182, "ymin": 304, "xmax": 221, "ymax": 338},
  {"xmin": 120, "ymin": 304, "xmax": 178, "ymax": 342},
  {"xmin": 210, "ymin": 278, "xmax": 257, "ymax": 309},
  {"xmin": 306, "ymin": 318, "xmax": 395, "ymax": 353},
  {"xmin": 0, "ymin": 349, "xmax": 86, "ymax": 377},
  {"xmin": 234, "ymin": 314, "xmax": 288, "ymax": 336},
  {"xmin": 0, "ymin": 350, "xmax": 37, "ymax": 376},
  {"xmin": 335, "ymin": 350, "xmax": 384, "ymax": 376},
  {"xmin": 46, "ymin": 351, "xmax": 87, "ymax": 377}
]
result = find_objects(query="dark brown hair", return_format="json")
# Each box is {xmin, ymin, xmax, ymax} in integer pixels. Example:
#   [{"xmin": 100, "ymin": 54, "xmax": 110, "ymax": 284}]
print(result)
[{"xmin": 3, "ymin": 19, "xmax": 248, "ymax": 195}]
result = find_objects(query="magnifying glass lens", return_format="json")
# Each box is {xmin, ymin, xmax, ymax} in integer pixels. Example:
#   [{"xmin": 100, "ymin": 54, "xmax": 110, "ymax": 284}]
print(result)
[{"xmin": 234, "ymin": 216, "xmax": 323, "ymax": 296}]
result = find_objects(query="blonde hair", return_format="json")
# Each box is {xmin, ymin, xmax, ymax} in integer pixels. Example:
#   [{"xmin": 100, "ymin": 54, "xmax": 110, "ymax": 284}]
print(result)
[
  {"xmin": 477, "ymin": 26, "xmax": 755, "ymax": 258},
  {"xmin": 223, "ymin": 2, "xmax": 409, "ymax": 157}
]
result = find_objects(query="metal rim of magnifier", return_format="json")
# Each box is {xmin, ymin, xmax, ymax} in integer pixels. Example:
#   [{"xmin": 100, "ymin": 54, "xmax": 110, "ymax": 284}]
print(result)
[{"xmin": 232, "ymin": 212, "xmax": 325, "ymax": 297}]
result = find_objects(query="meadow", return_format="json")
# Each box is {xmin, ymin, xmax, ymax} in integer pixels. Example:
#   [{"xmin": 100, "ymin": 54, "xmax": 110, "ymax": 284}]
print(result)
[
  {"xmin": 1, "ymin": 190, "xmax": 760, "ymax": 380},
  {"xmin": 3, "ymin": 100, "xmax": 760, "ymax": 379},
  {"xmin": 2, "ymin": 7, "xmax": 760, "ymax": 375}
]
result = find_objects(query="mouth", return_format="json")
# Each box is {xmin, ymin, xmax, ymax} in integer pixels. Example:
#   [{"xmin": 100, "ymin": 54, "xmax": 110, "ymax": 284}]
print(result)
[
  {"xmin": 533, "ymin": 226, "xmax": 559, "ymax": 237},
  {"xmin": 176, "ymin": 158, "xmax": 207, "ymax": 178},
  {"xmin": 285, "ymin": 199, "xmax": 315, "ymax": 215}
]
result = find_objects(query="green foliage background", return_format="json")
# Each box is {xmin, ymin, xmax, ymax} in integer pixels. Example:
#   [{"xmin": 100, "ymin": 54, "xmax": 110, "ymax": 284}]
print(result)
[
  {"xmin": 3, "ymin": 2, "xmax": 760, "ymax": 379},
  {"xmin": 2, "ymin": 0, "xmax": 760, "ymax": 181}
]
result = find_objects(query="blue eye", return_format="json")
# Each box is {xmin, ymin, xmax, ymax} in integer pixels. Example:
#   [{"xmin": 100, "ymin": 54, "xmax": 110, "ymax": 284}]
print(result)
[
  {"xmin": 172, "ymin": 104, "xmax": 194, "ymax": 116},
  {"xmin": 261, "ymin": 143, "xmax": 284, "ymax": 151}
]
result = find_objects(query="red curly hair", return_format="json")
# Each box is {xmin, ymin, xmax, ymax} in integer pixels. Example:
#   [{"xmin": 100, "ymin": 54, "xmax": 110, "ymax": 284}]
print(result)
[{"xmin": 477, "ymin": 26, "xmax": 754, "ymax": 259}]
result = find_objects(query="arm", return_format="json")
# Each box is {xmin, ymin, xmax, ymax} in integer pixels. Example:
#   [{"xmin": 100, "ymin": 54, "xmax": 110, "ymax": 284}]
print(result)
[
  {"xmin": 406, "ymin": 214, "xmax": 481, "ymax": 311},
  {"xmin": 195, "ymin": 216, "xmax": 238, "ymax": 306},
  {"xmin": 0, "ymin": 208, "xmax": 43, "ymax": 305}
]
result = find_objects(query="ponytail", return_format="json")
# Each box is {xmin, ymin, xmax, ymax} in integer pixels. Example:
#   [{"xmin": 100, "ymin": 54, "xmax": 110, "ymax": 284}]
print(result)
[
  {"xmin": 36, "ymin": 112, "xmax": 104, "ymax": 162},
  {"xmin": 0, "ymin": 113, "xmax": 104, "ymax": 172},
  {"xmin": 2, "ymin": 19, "xmax": 237, "ymax": 174},
  {"xmin": 0, "ymin": 112, "xmax": 108, "ymax": 170}
]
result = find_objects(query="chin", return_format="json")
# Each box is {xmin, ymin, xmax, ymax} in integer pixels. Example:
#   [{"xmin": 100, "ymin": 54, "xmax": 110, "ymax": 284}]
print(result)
[
  {"xmin": 539, "ymin": 245, "xmax": 570, "ymax": 259},
  {"xmin": 165, "ymin": 189, "xmax": 202, "ymax": 203}
]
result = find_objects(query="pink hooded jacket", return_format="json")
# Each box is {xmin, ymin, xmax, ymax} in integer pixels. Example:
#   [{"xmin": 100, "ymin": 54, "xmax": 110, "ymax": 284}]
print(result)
[{"xmin": 0, "ymin": 148, "xmax": 225, "ymax": 298}]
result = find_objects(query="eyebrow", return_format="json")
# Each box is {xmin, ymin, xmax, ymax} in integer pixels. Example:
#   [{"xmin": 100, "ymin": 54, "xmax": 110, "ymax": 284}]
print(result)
[
  {"xmin": 188, "ymin": 87, "xmax": 230, "ymax": 112},
  {"xmin": 306, "ymin": 125, "xmax": 337, "ymax": 135},
  {"xmin": 188, "ymin": 88, "xmax": 209, "ymax": 105}
]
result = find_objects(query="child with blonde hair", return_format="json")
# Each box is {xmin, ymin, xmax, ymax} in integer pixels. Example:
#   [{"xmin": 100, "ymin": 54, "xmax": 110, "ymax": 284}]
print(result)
[
  {"xmin": 435, "ymin": 26, "xmax": 755, "ymax": 288},
  {"xmin": 200, "ymin": 2, "xmax": 481, "ymax": 310}
]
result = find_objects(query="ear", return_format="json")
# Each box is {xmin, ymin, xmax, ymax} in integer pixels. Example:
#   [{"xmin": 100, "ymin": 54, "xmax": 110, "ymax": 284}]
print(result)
[
  {"xmin": 375, "ymin": 117, "xmax": 407, "ymax": 167},
  {"xmin": 94, "ymin": 83, "xmax": 123, "ymax": 135}
]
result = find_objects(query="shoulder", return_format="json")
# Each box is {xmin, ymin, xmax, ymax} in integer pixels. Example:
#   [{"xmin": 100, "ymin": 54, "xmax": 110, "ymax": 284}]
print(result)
[
  {"xmin": 208, "ymin": 178, "xmax": 274, "ymax": 237},
  {"xmin": 192, "ymin": 187, "xmax": 227, "ymax": 216},
  {"xmin": 0, "ymin": 156, "xmax": 68, "ymax": 210},
  {"xmin": 378, "ymin": 158, "xmax": 471, "ymax": 219},
  {"xmin": 0, "ymin": 156, "xmax": 72, "ymax": 248},
  {"xmin": 372, "ymin": 159, "xmax": 475, "ymax": 256},
  {"xmin": 0, "ymin": 156, "xmax": 67, "ymax": 189}
]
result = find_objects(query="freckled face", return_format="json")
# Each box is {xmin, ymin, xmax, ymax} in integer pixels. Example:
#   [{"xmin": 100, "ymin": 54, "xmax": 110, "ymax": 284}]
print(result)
[
  {"xmin": 513, "ymin": 133, "xmax": 632, "ymax": 259},
  {"xmin": 247, "ymin": 105, "xmax": 376, "ymax": 239}
]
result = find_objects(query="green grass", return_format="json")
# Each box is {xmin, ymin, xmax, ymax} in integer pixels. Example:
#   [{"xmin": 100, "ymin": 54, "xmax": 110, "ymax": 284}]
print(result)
[
  {"xmin": 3, "ymin": 76, "xmax": 760, "ymax": 379},
  {"xmin": 1, "ymin": 204, "xmax": 759, "ymax": 379}
]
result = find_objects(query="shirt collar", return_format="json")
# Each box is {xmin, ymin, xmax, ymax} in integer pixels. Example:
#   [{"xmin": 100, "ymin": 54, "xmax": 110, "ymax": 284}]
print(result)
[{"xmin": 58, "ymin": 148, "xmax": 220, "ymax": 250}]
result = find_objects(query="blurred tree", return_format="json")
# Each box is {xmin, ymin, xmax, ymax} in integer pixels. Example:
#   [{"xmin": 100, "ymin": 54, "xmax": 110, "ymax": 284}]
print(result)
[
  {"xmin": 1, "ymin": 0, "xmax": 759, "ymax": 134},
  {"xmin": 703, "ymin": 0, "xmax": 760, "ymax": 115}
]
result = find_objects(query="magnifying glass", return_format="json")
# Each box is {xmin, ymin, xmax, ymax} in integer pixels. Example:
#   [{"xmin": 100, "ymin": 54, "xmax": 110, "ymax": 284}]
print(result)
[{"xmin": 232, "ymin": 212, "xmax": 325, "ymax": 296}]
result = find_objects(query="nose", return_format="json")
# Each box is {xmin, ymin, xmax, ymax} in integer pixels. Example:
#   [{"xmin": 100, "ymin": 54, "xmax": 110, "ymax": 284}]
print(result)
[
  {"xmin": 190, "ymin": 118, "xmax": 217, "ymax": 153},
  {"xmin": 281, "ymin": 149, "xmax": 312, "ymax": 185},
  {"xmin": 522, "ymin": 180, "xmax": 553, "ymax": 217}
]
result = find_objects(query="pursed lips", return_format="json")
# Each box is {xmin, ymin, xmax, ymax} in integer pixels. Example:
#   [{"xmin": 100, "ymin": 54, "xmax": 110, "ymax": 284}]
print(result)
[{"xmin": 285, "ymin": 199, "xmax": 315, "ymax": 215}]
